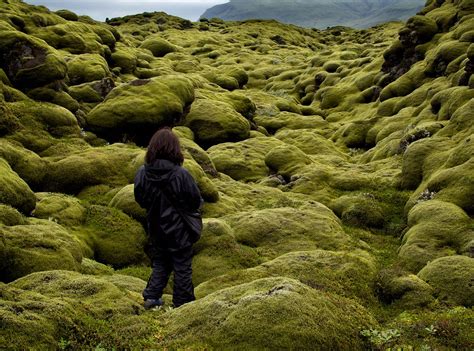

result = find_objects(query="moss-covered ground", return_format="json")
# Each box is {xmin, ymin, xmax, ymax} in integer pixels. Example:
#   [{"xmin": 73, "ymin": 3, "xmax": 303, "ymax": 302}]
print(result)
[{"xmin": 0, "ymin": 0, "xmax": 473, "ymax": 349}]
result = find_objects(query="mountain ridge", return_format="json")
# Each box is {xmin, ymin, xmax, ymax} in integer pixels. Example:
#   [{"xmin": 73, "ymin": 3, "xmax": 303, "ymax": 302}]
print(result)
[{"xmin": 201, "ymin": 0, "xmax": 426, "ymax": 28}]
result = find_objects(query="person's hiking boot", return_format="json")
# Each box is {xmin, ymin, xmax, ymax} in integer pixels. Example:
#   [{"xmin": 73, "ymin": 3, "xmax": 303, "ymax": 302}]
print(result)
[{"xmin": 144, "ymin": 298, "xmax": 163, "ymax": 310}]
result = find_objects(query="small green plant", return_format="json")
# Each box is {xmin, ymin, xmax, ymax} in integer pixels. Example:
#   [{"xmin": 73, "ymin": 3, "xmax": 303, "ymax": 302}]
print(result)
[
  {"xmin": 424, "ymin": 324, "xmax": 437, "ymax": 336},
  {"xmin": 94, "ymin": 344, "xmax": 109, "ymax": 351},
  {"xmin": 58, "ymin": 338, "xmax": 70, "ymax": 350},
  {"xmin": 361, "ymin": 328, "xmax": 401, "ymax": 349}
]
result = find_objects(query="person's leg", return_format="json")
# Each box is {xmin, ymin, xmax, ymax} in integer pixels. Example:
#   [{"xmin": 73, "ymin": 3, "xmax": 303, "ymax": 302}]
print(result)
[
  {"xmin": 143, "ymin": 247, "xmax": 173, "ymax": 301},
  {"xmin": 171, "ymin": 246, "xmax": 195, "ymax": 307}
]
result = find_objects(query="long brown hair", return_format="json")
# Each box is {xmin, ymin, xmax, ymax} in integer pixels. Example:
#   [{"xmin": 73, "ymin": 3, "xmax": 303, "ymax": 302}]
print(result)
[{"xmin": 145, "ymin": 127, "xmax": 184, "ymax": 165}]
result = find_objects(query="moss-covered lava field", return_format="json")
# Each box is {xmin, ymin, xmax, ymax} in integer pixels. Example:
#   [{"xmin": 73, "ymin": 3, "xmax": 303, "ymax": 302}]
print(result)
[{"xmin": 0, "ymin": 0, "xmax": 473, "ymax": 349}]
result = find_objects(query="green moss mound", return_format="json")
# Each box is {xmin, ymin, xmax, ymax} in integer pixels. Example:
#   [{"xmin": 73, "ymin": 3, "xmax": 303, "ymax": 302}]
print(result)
[
  {"xmin": 110, "ymin": 48, "xmax": 137, "ymax": 73},
  {"xmin": 76, "ymin": 205, "xmax": 146, "ymax": 268},
  {"xmin": 399, "ymin": 200, "xmax": 473, "ymax": 273},
  {"xmin": 185, "ymin": 99, "xmax": 251, "ymax": 146},
  {"xmin": 330, "ymin": 194, "xmax": 385, "ymax": 228},
  {"xmin": 55, "ymin": 9, "xmax": 79, "ymax": 21},
  {"xmin": 140, "ymin": 36, "xmax": 177, "ymax": 57},
  {"xmin": 9, "ymin": 100, "xmax": 80, "ymax": 138},
  {"xmin": 157, "ymin": 277, "xmax": 377, "ymax": 350},
  {"xmin": 418, "ymin": 256, "xmax": 474, "ymax": 307},
  {"xmin": 0, "ymin": 158, "xmax": 36, "ymax": 214},
  {"xmin": 197, "ymin": 249, "xmax": 377, "ymax": 304},
  {"xmin": 0, "ymin": 31, "xmax": 67, "ymax": 90},
  {"xmin": 254, "ymin": 111, "xmax": 327, "ymax": 134},
  {"xmin": 224, "ymin": 204, "xmax": 349, "ymax": 258},
  {"xmin": 108, "ymin": 184, "xmax": 146, "ymax": 222},
  {"xmin": 86, "ymin": 75, "xmax": 194, "ymax": 143},
  {"xmin": 67, "ymin": 54, "xmax": 111, "ymax": 85},
  {"xmin": 0, "ymin": 219, "xmax": 83, "ymax": 282},
  {"xmin": 0, "ymin": 139, "xmax": 47, "ymax": 189},
  {"xmin": 208, "ymin": 137, "xmax": 283, "ymax": 181},
  {"xmin": 26, "ymin": 87, "xmax": 79, "ymax": 113},
  {"xmin": 182, "ymin": 158, "xmax": 220, "ymax": 202},
  {"xmin": 1, "ymin": 270, "xmax": 152, "ymax": 350},
  {"xmin": 193, "ymin": 218, "xmax": 261, "ymax": 285},
  {"xmin": 0, "ymin": 100, "xmax": 20, "ymax": 136},
  {"xmin": 376, "ymin": 269, "xmax": 434, "ymax": 308},
  {"xmin": 43, "ymin": 144, "xmax": 141, "ymax": 194},
  {"xmin": 79, "ymin": 257, "xmax": 114, "ymax": 275},
  {"xmin": 33, "ymin": 192, "xmax": 86, "ymax": 226},
  {"xmin": 0, "ymin": 204, "xmax": 25, "ymax": 226},
  {"xmin": 274, "ymin": 128, "xmax": 346, "ymax": 158},
  {"xmin": 265, "ymin": 144, "xmax": 312, "ymax": 179}
]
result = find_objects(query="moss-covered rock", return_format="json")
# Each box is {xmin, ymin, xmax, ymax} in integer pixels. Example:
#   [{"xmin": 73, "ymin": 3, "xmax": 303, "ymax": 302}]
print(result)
[
  {"xmin": 403, "ymin": 15, "xmax": 439, "ymax": 44},
  {"xmin": 332, "ymin": 120, "xmax": 374, "ymax": 148},
  {"xmin": 203, "ymin": 71, "xmax": 239, "ymax": 91},
  {"xmin": 197, "ymin": 249, "xmax": 377, "ymax": 303},
  {"xmin": 0, "ymin": 100, "xmax": 20, "ymax": 136},
  {"xmin": 199, "ymin": 90, "xmax": 256, "ymax": 119},
  {"xmin": 0, "ymin": 204, "xmax": 25, "ymax": 226},
  {"xmin": 33, "ymin": 192, "xmax": 86, "ymax": 226},
  {"xmin": 0, "ymin": 31, "xmax": 67, "ymax": 90},
  {"xmin": 1, "ymin": 270, "xmax": 152, "ymax": 350},
  {"xmin": 274, "ymin": 128, "xmax": 346, "ymax": 158},
  {"xmin": 265, "ymin": 144, "xmax": 312, "ymax": 179},
  {"xmin": 67, "ymin": 54, "xmax": 111, "ymax": 85},
  {"xmin": 157, "ymin": 277, "xmax": 377, "ymax": 350},
  {"xmin": 179, "ymin": 135, "xmax": 218, "ymax": 176},
  {"xmin": 0, "ymin": 158, "xmax": 36, "ymax": 214},
  {"xmin": 86, "ymin": 76, "xmax": 194, "ymax": 143},
  {"xmin": 110, "ymin": 48, "xmax": 137, "ymax": 73},
  {"xmin": 109, "ymin": 184, "xmax": 146, "ymax": 222},
  {"xmin": 185, "ymin": 98, "xmax": 251, "ymax": 147},
  {"xmin": 140, "ymin": 36, "xmax": 177, "ymax": 57},
  {"xmin": 418, "ymin": 255, "xmax": 474, "ymax": 307},
  {"xmin": 0, "ymin": 219, "xmax": 83, "ymax": 282},
  {"xmin": 79, "ymin": 257, "xmax": 114, "ymax": 275},
  {"xmin": 430, "ymin": 86, "xmax": 474, "ymax": 121},
  {"xmin": 376, "ymin": 269, "xmax": 434, "ymax": 308},
  {"xmin": 254, "ymin": 111, "xmax": 327, "ymax": 134},
  {"xmin": 207, "ymin": 137, "xmax": 283, "ymax": 181},
  {"xmin": 224, "ymin": 204, "xmax": 349, "ymax": 259},
  {"xmin": 26, "ymin": 87, "xmax": 80, "ymax": 113},
  {"xmin": 0, "ymin": 139, "xmax": 47, "ymax": 189},
  {"xmin": 425, "ymin": 40, "xmax": 470, "ymax": 77},
  {"xmin": 193, "ymin": 218, "xmax": 261, "ymax": 285},
  {"xmin": 43, "ymin": 144, "xmax": 141, "ymax": 194},
  {"xmin": 75, "ymin": 205, "xmax": 146, "ymax": 268},
  {"xmin": 330, "ymin": 194, "xmax": 385, "ymax": 228},
  {"xmin": 68, "ymin": 77, "xmax": 115, "ymax": 103},
  {"xmin": 55, "ymin": 9, "xmax": 79, "ymax": 21},
  {"xmin": 399, "ymin": 137, "xmax": 451, "ymax": 190},
  {"xmin": 399, "ymin": 200, "xmax": 473, "ymax": 273},
  {"xmin": 9, "ymin": 100, "xmax": 80, "ymax": 138}
]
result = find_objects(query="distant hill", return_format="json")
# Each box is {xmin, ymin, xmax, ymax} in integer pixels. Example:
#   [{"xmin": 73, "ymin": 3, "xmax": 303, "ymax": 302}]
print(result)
[{"xmin": 201, "ymin": 0, "xmax": 425, "ymax": 29}]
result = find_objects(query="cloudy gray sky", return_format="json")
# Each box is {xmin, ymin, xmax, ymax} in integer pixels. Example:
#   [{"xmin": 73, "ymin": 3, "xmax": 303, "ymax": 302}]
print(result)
[{"xmin": 24, "ymin": 0, "xmax": 228, "ymax": 21}]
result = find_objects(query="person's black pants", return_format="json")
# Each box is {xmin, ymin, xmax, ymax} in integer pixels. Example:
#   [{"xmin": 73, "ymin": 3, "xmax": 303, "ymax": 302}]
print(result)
[{"xmin": 143, "ymin": 245, "xmax": 195, "ymax": 307}]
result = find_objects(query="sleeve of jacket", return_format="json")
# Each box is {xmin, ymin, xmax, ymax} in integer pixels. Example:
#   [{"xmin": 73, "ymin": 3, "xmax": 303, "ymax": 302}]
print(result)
[
  {"xmin": 134, "ymin": 166, "xmax": 149, "ymax": 209},
  {"xmin": 177, "ymin": 168, "xmax": 204, "ymax": 211}
]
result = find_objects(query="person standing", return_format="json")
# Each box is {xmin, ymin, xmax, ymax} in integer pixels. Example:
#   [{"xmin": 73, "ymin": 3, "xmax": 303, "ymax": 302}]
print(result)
[{"xmin": 134, "ymin": 127, "xmax": 203, "ymax": 309}]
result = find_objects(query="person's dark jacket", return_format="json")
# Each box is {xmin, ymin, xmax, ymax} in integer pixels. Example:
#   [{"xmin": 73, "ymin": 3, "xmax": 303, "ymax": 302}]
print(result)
[{"xmin": 134, "ymin": 159, "xmax": 203, "ymax": 251}]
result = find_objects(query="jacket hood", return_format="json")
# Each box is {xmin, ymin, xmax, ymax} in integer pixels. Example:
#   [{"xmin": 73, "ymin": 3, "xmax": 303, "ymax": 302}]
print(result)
[{"xmin": 144, "ymin": 159, "xmax": 178, "ymax": 183}]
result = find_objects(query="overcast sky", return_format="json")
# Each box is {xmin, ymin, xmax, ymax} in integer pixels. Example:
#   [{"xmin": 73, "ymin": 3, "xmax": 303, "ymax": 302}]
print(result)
[{"xmin": 24, "ymin": 0, "xmax": 228, "ymax": 21}]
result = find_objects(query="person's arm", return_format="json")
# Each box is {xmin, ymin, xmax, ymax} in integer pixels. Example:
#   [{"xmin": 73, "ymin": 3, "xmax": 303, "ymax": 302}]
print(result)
[
  {"xmin": 178, "ymin": 168, "xmax": 204, "ymax": 211},
  {"xmin": 134, "ymin": 166, "xmax": 149, "ymax": 209}
]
